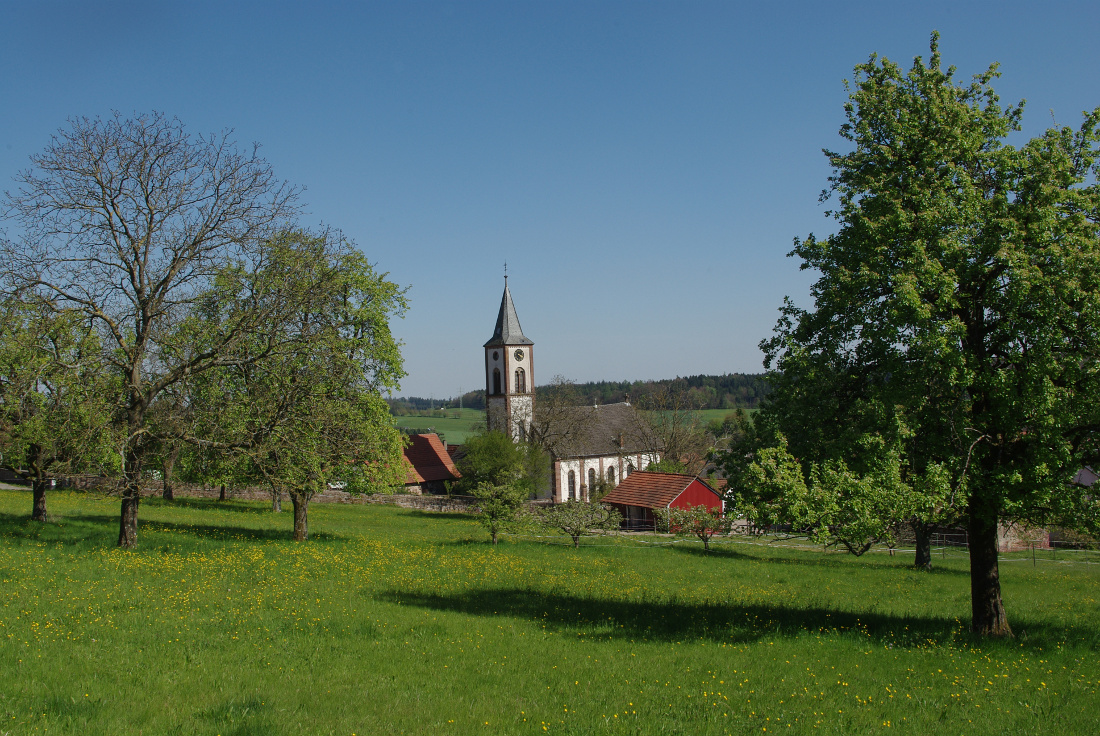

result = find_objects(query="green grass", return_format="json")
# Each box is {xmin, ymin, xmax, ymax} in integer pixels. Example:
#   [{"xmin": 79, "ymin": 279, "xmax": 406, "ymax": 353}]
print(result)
[
  {"xmin": 2, "ymin": 489, "xmax": 1099, "ymax": 734},
  {"xmin": 393, "ymin": 407, "xmax": 484, "ymax": 443}
]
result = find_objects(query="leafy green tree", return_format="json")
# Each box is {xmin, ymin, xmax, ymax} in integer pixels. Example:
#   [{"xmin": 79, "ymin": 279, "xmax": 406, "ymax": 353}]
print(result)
[
  {"xmin": 644, "ymin": 457, "xmax": 689, "ymax": 474},
  {"xmin": 455, "ymin": 430, "xmax": 547, "ymax": 498},
  {"xmin": 539, "ymin": 500, "xmax": 621, "ymax": 548},
  {"xmin": 471, "ymin": 482, "xmax": 529, "ymax": 545},
  {"xmin": 0, "ymin": 298, "xmax": 117, "ymax": 520},
  {"xmin": 655, "ymin": 504, "xmax": 733, "ymax": 552},
  {"xmin": 742, "ymin": 34, "xmax": 1100, "ymax": 636},
  {"xmin": 184, "ymin": 231, "xmax": 408, "ymax": 541}
]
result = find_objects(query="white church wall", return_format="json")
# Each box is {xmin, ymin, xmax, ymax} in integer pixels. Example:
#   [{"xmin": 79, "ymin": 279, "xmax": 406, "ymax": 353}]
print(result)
[{"xmin": 554, "ymin": 452, "xmax": 659, "ymax": 502}]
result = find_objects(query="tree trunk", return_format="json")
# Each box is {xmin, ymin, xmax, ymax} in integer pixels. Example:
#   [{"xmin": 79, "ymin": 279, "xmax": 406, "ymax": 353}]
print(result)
[
  {"xmin": 218, "ymin": 484, "xmax": 227, "ymax": 501},
  {"xmin": 913, "ymin": 522, "xmax": 933, "ymax": 571},
  {"xmin": 31, "ymin": 478, "xmax": 49, "ymax": 522},
  {"xmin": 968, "ymin": 500, "xmax": 1012, "ymax": 637},
  {"xmin": 572, "ymin": 534, "xmax": 580, "ymax": 548},
  {"xmin": 119, "ymin": 397, "xmax": 146, "ymax": 548},
  {"xmin": 272, "ymin": 489, "xmax": 282, "ymax": 513},
  {"xmin": 162, "ymin": 446, "xmax": 180, "ymax": 500},
  {"xmin": 118, "ymin": 491, "xmax": 140, "ymax": 548},
  {"xmin": 291, "ymin": 494, "xmax": 308, "ymax": 541},
  {"xmin": 702, "ymin": 534, "xmax": 710, "ymax": 552}
]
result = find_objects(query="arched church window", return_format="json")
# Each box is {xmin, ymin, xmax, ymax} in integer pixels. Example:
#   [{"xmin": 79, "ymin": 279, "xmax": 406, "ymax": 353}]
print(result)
[
  {"xmin": 568, "ymin": 470, "xmax": 576, "ymax": 500},
  {"xmin": 588, "ymin": 468, "xmax": 596, "ymax": 494},
  {"xmin": 607, "ymin": 467, "xmax": 615, "ymax": 485},
  {"xmin": 493, "ymin": 368, "xmax": 501, "ymax": 395},
  {"xmin": 627, "ymin": 462, "xmax": 635, "ymax": 476},
  {"xmin": 515, "ymin": 368, "xmax": 526, "ymax": 393}
]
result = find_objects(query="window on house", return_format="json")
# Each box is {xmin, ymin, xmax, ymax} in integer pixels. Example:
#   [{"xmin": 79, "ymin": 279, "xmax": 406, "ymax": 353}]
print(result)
[
  {"xmin": 588, "ymin": 468, "xmax": 596, "ymax": 494},
  {"xmin": 568, "ymin": 470, "xmax": 576, "ymax": 500},
  {"xmin": 607, "ymin": 467, "xmax": 615, "ymax": 484},
  {"xmin": 515, "ymin": 368, "xmax": 526, "ymax": 393}
]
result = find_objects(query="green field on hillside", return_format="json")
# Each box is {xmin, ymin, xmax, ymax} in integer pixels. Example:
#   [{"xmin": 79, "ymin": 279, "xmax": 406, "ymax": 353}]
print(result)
[
  {"xmin": 392, "ymin": 408, "xmax": 752, "ymax": 445},
  {"xmin": 2, "ymin": 488, "xmax": 1098, "ymax": 734},
  {"xmin": 393, "ymin": 407, "xmax": 485, "ymax": 443}
]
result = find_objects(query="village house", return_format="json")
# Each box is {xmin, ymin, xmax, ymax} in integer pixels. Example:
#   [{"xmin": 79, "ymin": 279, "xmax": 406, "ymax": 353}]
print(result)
[{"xmin": 402, "ymin": 433, "xmax": 460, "ymax": 494}]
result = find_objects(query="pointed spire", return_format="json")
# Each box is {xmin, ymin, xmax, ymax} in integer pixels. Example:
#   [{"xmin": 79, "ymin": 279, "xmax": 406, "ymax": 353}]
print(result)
[{"xmin": 484, "ymin": 277, "xmax": 533, "ymax": 347}]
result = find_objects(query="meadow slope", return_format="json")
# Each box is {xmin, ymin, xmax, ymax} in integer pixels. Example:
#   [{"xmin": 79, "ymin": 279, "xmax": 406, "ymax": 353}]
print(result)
[{"xmin": 1, "ymin": 489, "xmax": 1098, "ymax": 735}]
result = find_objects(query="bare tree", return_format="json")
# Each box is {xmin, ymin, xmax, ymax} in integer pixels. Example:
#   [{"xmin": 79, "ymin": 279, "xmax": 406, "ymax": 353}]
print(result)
[
  {"xmin": 529, "ymin": 376, "xmax": 594, "ymax": 458},
  {"xmin": 630, "ymin": 380, "xmax": 710, "ymax": 474},
  {"xmin": 2, "ymin": 112, "xmax": 300, "ymax": 547}
]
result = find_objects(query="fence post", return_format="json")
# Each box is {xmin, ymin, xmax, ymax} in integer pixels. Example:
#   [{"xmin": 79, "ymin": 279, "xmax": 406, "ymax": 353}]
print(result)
[{"xmin": 1032, "ymin": 542, "xmax": 1036, "ymax": 568}]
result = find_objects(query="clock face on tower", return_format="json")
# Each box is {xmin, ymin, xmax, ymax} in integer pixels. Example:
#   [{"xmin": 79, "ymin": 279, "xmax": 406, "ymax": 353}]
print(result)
[{"xmin": 514, "ymin": 349, "xmax": 524, "ymax": 360}]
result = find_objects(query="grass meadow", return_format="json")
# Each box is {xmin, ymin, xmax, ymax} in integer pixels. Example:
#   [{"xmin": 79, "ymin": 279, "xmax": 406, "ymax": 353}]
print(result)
[
  {"xmin": 392, "ymin": 408, "xmax": 485, "ymax": 444},
  {"xmin": 1, "ymin": 488, "xmax": 1098, "ymax": 735}
]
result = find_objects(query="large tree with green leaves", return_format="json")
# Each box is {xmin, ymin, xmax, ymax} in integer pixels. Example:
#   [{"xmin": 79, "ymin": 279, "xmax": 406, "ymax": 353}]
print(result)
[
  {"xmin": 0, "ymin": 299, "xmax": 117, "ymax": 520},
  {"xmin": 739, "ymin": 34, "xmax": 1100, "ymax": 637},
  {"xmin": 455, "ymin": 429, "xmax": 548, "ymax": 498},
  {"xmin": 182, "ymin": 230, "xmax": 408, "ymax": 541}
]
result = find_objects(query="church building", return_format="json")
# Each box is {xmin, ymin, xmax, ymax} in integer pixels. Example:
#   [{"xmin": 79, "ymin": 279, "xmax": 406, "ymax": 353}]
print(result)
[
  {"xmin": 483, "ymin": 279, "xmax": 659, "ymax": 502},
  {"xmin": 484, "ymin": 277, "xmax": 535, "ymax": 441}
]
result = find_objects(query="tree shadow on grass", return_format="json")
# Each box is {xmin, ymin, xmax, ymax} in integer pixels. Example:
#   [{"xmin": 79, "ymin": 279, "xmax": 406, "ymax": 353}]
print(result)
[
  {"xmin": 0, "ymin": 511, "xmax": 344, "ymax": 545},
  {"xmin": 0, "ymin": 511, "xmax": 119, "ymax": 546},
  {"xmin": 145, "ymin": 497, "xmax": 274, "ymax": 515},
  {"xmin": 397, "ymin": 508, "xmax": 477, "ymax": 522},
  {"xmin": 681, "ymin": 540, "xmax": 973, "ymax": 576},
  {"xmin": 138, "ymin": 518, "xmax": 346, "ymax": 543},
  {"xmin": 664, "ymin": 544, "xmax": 757, "ymax": 560},
  {"xmin": 383, "ymin": 587, "xmax": 1094, "ymax": 651}
]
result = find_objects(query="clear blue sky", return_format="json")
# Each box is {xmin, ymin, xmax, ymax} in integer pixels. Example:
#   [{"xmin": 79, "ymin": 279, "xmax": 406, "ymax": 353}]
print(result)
[{"xmin": 3, "ymin": 1, "xmax": 1099, "ymax": 399}]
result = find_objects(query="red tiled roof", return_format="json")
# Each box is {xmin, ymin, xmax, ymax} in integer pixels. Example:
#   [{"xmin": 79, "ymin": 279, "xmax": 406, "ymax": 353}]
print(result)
[
  {"xmin": 403, "ymin": 434, "xmax": 461, "ymax": 485},
  {"xmin": 599, "ymin": 471, "xmax": 715, "ymax": 510}
]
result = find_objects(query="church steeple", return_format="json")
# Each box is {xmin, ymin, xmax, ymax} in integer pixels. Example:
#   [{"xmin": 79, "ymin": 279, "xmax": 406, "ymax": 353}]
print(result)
[
  {"xmin": 484, "ymin": 276, "xmax": 534, "ymax": 441},
  {"xmin": 485, "ymin": 277, "xmax": 533, "ymax": 347}
]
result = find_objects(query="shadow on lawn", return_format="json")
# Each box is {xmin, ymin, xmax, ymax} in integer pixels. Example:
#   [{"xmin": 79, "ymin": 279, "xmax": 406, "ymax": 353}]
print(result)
[
  {"xmin": 398, "ymin": 508, "xmax": 478, "ymax": 522},
  {"xmin": 146, "ymin": 497, "xmax": 274, "ymax": 515},
  {"xmin": 0, "ymin": 511, "xmax": 118, "ymax": 546},
  {"xmin": 383, "ymin": 586, "xmax": 1091, "ymax": 650},
  {"xmin": 0, "ymin": 511, "xmax": 344, "ymax": 545},
  {"xmin": 676, "ymin": 540, "xmax": 971, "ymax": 576}
]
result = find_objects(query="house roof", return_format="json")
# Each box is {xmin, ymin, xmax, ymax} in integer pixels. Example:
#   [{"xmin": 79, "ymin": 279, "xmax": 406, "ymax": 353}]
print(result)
[
  {"xmin": 599, "ymin": 471, "xmax": 716, "ymax": 509},
  {"xmin": 544, "ymin": 402, "xmax": 657, "ymax": 458},
  {"xmin": 484, "ymin": 279, "xmax": 533, "ymax": 347},
  {"xmin": 403, "ymin": 433, "xmax": 461, "ymax": 485}
]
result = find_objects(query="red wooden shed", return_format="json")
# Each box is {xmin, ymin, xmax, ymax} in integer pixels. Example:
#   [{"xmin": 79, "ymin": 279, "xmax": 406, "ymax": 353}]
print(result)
[{"xmin": 599, "ymin": 471, "xmax": 722, "ymax": 530}]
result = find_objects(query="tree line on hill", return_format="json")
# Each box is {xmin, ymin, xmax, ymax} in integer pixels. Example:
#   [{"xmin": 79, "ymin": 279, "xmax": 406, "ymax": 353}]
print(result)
[{"xmin": 388, "ymin": 373, "xmax": 768, "ymax": 416}]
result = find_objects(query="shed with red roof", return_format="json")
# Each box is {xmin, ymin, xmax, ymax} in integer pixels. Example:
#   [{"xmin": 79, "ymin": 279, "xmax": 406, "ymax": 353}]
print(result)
[
  {"xmin": 403, "ymin": 433, "xmax": 461, "ymax": 494},
  {"xmin": 599, "ymin": 471, "xmax": 722, "ymax": 530}
]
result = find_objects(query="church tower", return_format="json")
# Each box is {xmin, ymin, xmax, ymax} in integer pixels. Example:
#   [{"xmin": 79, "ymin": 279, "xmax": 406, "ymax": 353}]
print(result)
[{"xmin": 484, "ymin": 277, "xmax": 534, "ymax": 441}]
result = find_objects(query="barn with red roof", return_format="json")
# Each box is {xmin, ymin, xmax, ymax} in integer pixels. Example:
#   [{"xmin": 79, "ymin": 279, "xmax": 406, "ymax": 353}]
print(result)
[{"xmin": 599, "ymin": 471, "xmax": 722, "ymax": 530}]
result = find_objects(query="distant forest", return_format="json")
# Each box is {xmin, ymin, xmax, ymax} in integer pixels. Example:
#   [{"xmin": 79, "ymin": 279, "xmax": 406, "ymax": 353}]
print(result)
[{"xmin": 387, "ymin": 373, "xmax": 770, "ymax": 415}]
